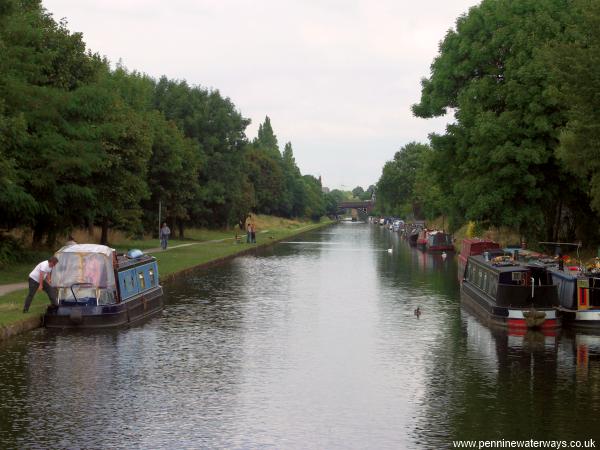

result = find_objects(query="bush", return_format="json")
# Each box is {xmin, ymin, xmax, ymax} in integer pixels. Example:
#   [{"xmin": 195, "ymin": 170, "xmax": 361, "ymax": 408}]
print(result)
[{"xmin": 0, "ymin": 235, "xmax": 26, "ymax": 268}]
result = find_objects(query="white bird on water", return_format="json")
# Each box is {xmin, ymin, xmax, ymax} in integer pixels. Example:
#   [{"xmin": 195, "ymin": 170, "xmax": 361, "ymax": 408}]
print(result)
[{"xmin": 387, "ymin": 248, "xmax": 393, "ymax": 254}]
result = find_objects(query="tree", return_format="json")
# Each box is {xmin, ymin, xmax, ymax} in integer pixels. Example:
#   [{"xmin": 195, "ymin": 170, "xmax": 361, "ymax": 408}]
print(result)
[
  {"xmin": 144, "ymin": 111, "xmax": 201, "ymax": 238},
  {"xmin": 302, "ymin": 175, "xmax": 326, "ymax": 221},
  {"xmin": 0, "ymin": 0, "xmax": 104, "ymax": 244},
  {"xmin": 549, "ymin": 1, "xmax": 600, "ymax": 221},
  {"xmin": 244, "ymin": 144, "xmax": 285, "ymax": 215},
  {"xmin": 412, "ymin": 0, "xmax": 578, "ymax": 237},
  {"xmin": 255, "ymin": 116, "xmax": 279, "ymax": 158},
  {"xmin": 153, "ymin": 78, "xmax": 251, "ymax": 227},
  {"xmin": 281, "ymin": 142, "xmax": 306, "ymax": 217},
  {"xmin": 376, "ymin": 142, "xmax": 432, "ymax": 218},
  {"xmin": 352, "ymin": 186, "xmax": 365, "ymax": 199}
]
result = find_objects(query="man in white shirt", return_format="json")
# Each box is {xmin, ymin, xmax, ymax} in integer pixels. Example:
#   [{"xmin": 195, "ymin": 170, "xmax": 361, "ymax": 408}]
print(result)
[{"xmin": 23, "ymin": 256, "xmax": 59, "ymax": 313}]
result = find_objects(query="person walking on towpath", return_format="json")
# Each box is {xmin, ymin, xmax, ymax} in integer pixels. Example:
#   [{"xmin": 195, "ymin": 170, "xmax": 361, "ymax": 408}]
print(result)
[
  {"xmin": 160, "ymin": 222, "xmax": 171, "ymax": 250},
  {"xmin": 251, "ymin": 223, "xmax": 257, "ymax": 244},
  {"xmin": 23, "ymin": 256, "xmax": 59, "ymax": 313},
  {"xmin": 247, "ymin": 222, "xmax": 252, "ymax": 243}
]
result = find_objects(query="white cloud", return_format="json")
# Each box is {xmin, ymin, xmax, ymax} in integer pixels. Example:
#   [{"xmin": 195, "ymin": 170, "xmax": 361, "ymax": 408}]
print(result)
[{"xmin": 43, "ymin": 0, "xmax": 479, "ymax": 189}]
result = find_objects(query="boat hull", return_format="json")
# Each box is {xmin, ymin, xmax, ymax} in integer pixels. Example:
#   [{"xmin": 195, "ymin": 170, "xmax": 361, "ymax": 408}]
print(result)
[
  {"xmin": 557, "ymin": 308, "xmax": 600, "ymax": 329},
  {"xmin": 461, "ymin": 282, "xmax": 560, "ymax": 331},
  {"xmin": 44, "ymin": 286, "xmax": 163, "ymax": 329},
  {"xmin": 426, "ymin": 244, "xmax": 455, "ymax": 252}
]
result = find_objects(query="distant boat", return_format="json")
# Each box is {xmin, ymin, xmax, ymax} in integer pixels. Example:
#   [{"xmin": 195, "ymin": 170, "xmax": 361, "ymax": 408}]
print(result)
[
  {"xmin": 425, "ymin": 230, "xmax": 455, "ymax": 252},
  {"xmin": 416, "ymin": 229, "xmax": 429, "ymax": 248},
  {"xmin": 44, "ymin": 244, "xmax": 163, "ymax": 329},
  {"xmin": 408, "ymin": 230, "xmax": 420, "ymax": 247}
]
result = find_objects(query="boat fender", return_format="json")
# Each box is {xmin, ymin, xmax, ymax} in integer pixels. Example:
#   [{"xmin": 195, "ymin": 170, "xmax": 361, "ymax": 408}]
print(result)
[{"xmin": 70, "ymin": 308, "xmax": 83, "ymax": 324}]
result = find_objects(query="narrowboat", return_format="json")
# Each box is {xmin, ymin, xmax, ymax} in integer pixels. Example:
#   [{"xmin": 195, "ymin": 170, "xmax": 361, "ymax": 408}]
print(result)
[
  {"xmin": 458, "ymin": 238, "xmax": 501, "ymax": 282},
  {"xmin": 44, "ymin": 244, "xmax": 163, "ymax": 329},
  {"xmin": 425, "ymin": 230, "xmax": 455, "ymax": 252},
  {"xmin": 407, "ymin": 229, "xmax": 420, "ymax": 247},
  {"xmin": 392, "ymin": 219, "xmax": 404, "ymax": 233},
  {"xmin": 550, "ymin": 266, "xmax": 600, "ymax": 329},
  {"xmin": 460, "ymin": 254, "xmax": 560, "ymax": 331},
  {"xmin": 416, "ymin": 229, "xmax": 429, "ymax": 248}
]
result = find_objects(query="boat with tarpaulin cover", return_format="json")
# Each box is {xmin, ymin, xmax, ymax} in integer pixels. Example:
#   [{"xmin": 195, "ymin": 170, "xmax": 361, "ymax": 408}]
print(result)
[{"xmin": 44, "ymin": 244, "xmax": 163, "ymax": 329}]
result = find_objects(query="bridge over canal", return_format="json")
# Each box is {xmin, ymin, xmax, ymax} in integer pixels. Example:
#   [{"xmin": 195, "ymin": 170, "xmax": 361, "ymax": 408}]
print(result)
[{"xmin": 337, "ymin": 200, "xmax": 374, "ymax": 219}]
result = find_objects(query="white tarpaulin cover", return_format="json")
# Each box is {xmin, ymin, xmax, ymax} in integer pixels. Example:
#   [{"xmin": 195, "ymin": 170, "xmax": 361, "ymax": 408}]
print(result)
[{"xmin": 52, "ymin": 244, "xmax": 116, "ymax": 289}]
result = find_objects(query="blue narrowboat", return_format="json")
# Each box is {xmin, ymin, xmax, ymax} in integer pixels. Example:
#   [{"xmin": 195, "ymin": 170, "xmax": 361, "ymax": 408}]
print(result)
[
  {"xmin": 44, "ymin": 244, "xmax": 163, "ymax": 329},
  {"xmin": 550, "ymin": 267, "xmax": 600, "ymax": 329}
]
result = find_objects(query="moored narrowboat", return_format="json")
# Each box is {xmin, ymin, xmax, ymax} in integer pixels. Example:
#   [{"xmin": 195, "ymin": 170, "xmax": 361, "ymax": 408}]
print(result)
[
  {"xmin": 44, "ymin": 244, "xmax": 163, "ymax": 329},
  {"xmin": 550, "ymin": 267, "xmax": 600, "ymax": 329},
  {"xmin": 425, "ymin": 230, "xmax": 455, "ymax": 252},
  {"xmin": 408, "ymin": 229, "xmax": 420, "ymax": 247},
  {"xmin": 416, "ymin": 229, "xmax": 429, "ymax": 248},
  {"xmin": 460, "ymin": 254, "xmax": 560, "ymax": 331},
  {"xmin": 458, "ymin": 238, "xmax": 502, "ymax": 282}
]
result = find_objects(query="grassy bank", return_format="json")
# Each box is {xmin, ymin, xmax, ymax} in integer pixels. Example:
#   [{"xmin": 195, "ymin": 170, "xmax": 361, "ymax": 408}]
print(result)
[{"xmin": 0, "ymin": 215, "xmax": 332, "ymax": 330}]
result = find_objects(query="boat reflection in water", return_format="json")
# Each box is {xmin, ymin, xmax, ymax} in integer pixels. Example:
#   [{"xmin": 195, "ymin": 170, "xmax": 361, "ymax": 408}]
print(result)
[
  {"xmin": 561, "ymin": 330, "xmax": 600, "ymax": 384},
  {"xmin": 463, "ymin": 307, "xmax": 558, "ymax": 376}
]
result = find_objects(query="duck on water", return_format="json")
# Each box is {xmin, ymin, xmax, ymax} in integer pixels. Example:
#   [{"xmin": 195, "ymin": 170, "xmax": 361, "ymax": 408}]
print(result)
[{"xmin": 44, "ymin": 244, "xmax": 163, "ymax": 329}]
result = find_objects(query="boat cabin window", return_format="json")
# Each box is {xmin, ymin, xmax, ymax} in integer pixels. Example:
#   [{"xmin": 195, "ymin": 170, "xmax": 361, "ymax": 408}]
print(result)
[
  {"xmin": 98, "ymin": 289, "xmax": 116, "ymax": 305},
  {"xmin": 490, "ymin": 277, "xmax": 498, "ymax": 297},
  {"xmin": 138, "ymin": 272, "xmax": 146, "ymax": 289},
  {"xmin": 512, "ymin": 272, "xmax": 523, "ymax": 282},
  {"xmin": 57, "ymin": 286, "xmax": 117, "ymax": 306},
  {"xmin": 126, "ymin": 274, "xmax": 136, "ymax": 292},
  {"xmin": 57, "ymin": 286, "xmax": 96, "ymax": 302},
  {"xmin": 149, "ymin": 269, "xmax": 155, "ymax": 286},
  {"xmin": 498, "ymin": 270, "xmax": 529, "ymax": 286}
]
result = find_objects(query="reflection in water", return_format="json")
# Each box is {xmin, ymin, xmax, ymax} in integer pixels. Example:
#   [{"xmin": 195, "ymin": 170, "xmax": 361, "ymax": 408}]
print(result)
[{"xmin": 0, "ymin": 224, "xmax": 599, "ymax": 448}]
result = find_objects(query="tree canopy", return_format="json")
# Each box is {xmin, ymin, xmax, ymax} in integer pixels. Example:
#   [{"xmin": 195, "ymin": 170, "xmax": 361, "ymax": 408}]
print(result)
[
  {"xmin": 0, "ymin": 0, "xmax": 332, "ymax": 253},
  {"xmin": 385, "ymin": 0, "xmax": 600, "ymax": 243}
]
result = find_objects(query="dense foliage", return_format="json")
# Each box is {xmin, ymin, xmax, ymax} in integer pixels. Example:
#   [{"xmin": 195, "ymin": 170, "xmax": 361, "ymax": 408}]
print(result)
[
  {"xmin": 0, "ymin": 0, "xmax": 333, "ymax": 249},
  {"xmin": 377, "ymin": 0, "xmax": 600, "ymax": 244}
]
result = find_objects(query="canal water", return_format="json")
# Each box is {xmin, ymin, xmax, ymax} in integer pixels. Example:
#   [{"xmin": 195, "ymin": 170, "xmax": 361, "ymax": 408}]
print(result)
[{"xmin": 1, "ymin": 223, "xmax": 599, "ymax": 449}]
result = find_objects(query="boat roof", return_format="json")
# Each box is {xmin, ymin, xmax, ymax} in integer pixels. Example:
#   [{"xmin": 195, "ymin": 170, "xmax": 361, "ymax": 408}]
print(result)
[
  {"xmin": 469, "ymin": 255, "xmax": 529, "ymax": 273},
  {"xmin": 56, "ymin": 244, "xmax": 114, "ymax": 257},
  {"xmin": 428, "ymin": 230, "xmax": 449, "ymax": 235},
  {"xmin": 462, "ymin": 238, "xmax": 498, "ymax": 244}
]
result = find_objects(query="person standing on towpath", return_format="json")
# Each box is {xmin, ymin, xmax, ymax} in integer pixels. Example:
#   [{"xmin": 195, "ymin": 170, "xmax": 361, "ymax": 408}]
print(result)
[
  {"xmin": 160, "ymin": 222, "xmax": 171, "ymax": 250},
  {"xmin": 23, "ymin": 256, "xmax": 59, "ymax": 313}
]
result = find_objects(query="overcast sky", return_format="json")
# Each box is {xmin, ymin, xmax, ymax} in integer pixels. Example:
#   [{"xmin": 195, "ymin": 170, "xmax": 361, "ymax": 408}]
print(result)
[{"xmin": 43, "ymin": 0, "xmax": 479, "ymax": 190}]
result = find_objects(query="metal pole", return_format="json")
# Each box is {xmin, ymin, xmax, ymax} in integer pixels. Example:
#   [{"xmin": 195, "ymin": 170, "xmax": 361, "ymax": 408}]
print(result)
[{"xmin": 158, "ymin": 200, "xmax": 161, "ymax": 241}]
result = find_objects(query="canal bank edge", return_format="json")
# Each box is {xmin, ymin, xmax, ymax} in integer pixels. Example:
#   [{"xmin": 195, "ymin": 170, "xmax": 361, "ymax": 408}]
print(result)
[{"xmin": 0, "ymin": 219, "xmax": 333, "ymax": 344}]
